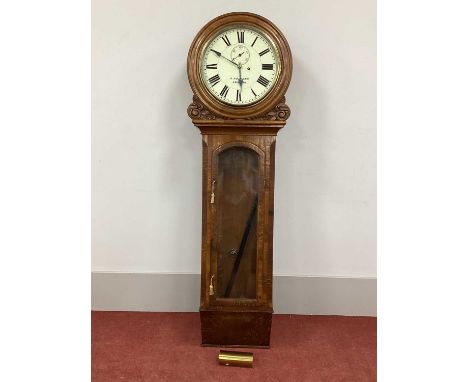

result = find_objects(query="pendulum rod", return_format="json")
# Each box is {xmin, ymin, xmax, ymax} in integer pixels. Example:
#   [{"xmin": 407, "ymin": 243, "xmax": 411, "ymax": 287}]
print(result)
[{"xmin": 224, "ymin": 195, "xmax": 258, "ymax": 297}]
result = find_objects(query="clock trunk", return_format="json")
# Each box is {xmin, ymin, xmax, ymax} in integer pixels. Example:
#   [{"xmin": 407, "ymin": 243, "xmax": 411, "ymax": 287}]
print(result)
[{"xmin": 196, "ymin": 125, "xmax": 280, "ymax": 348}]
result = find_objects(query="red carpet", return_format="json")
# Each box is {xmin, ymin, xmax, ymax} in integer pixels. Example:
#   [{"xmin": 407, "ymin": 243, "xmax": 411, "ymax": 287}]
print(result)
[{"xmin": 92, "ymin": 312, "xmax": 376, "ymax": 381}]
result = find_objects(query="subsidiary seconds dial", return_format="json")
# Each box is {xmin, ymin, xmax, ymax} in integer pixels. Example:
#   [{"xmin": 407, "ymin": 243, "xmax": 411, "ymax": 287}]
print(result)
[{"xmin": 201, "ymin": 27, "xmax": 280, "ymax": 106}]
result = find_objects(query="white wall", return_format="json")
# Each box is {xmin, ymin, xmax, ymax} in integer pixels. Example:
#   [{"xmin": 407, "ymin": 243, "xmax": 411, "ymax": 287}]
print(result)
[{"xmin": 92, "ymin": 0, "xmax": 376, "ymax": 278}]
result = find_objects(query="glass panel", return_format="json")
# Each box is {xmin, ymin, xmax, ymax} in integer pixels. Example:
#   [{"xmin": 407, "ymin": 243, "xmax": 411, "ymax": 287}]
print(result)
[{"xmin": 215, "ymin": 147, "xmax": 259, "ymax": 299}]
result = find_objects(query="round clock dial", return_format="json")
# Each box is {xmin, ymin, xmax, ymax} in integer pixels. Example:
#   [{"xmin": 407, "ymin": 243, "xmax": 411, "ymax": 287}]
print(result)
[{"xmin": 201, "ymin": 27, "xmax": 280, "ymax": 106}]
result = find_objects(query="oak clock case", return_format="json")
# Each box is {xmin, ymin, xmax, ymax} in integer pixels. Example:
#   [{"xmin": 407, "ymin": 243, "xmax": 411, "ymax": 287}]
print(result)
[{"xmin": 187, "ymin": 12, "xmax": 292, "ymax": 348}]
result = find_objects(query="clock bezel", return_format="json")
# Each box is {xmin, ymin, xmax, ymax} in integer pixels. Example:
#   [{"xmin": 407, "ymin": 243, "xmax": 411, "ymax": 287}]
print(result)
[
  {"xmin": 199, "ymin": 25, "xmax": 281, "ymax": 107},
  {"xmin": 187, "ymin": 12, "xmax": 292, "ymax": 119}
]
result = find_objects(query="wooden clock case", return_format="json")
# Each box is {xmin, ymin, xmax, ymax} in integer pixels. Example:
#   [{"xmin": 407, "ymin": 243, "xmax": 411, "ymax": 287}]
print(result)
[{"xmin": 187, "ymin": 12, "xmax": 292, "ymax": 348}]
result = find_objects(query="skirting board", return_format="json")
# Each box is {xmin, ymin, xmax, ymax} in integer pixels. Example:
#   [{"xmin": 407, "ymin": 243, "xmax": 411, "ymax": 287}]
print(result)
[{"xmin": 92, "ymin": 272, "xmax": 376, "ymax": 316}]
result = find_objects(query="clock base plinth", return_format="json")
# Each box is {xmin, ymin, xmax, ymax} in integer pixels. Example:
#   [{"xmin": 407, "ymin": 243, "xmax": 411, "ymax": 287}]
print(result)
[{"xmin": 200, "ymin": 309, "xmax": 272, "ymax": 348}]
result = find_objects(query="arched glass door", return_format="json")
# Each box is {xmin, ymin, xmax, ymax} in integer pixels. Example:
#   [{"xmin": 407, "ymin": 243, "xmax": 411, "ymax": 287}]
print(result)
[{"xmin": 214, "ymin": 146, "xmax": 260, "ymax": 300}]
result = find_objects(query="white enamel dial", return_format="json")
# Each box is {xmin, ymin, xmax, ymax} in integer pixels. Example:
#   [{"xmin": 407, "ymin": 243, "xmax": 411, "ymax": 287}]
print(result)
[{"xmin": 201, "ymin": 27, "xmax": 280, "ymax": 106}]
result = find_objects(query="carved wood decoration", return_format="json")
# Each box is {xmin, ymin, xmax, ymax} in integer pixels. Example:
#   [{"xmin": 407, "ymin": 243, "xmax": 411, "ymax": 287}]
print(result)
[
  {"xmin": 187, "ymin": 12, "xmax": 292, "ymax": 348},
  {"xmin": 188, "ymin": 95, "xmax": 291, "ymax": 121}
]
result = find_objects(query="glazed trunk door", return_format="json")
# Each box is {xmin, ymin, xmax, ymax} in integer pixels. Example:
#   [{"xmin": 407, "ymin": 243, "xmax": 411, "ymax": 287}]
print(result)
[{"xmin": 211, "ymin": 145, "xmax": 264, "ymax": 305}]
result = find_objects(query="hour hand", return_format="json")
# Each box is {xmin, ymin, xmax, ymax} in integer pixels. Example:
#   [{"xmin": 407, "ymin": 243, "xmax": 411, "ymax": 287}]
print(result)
[{"xmin": 238, "ymin": 66, "xmax": 243, "ymax": 91}]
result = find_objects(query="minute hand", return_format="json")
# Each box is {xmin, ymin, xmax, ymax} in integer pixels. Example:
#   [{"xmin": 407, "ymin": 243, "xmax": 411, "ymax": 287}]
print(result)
[{"xmin": 211, "ymin": 49, "xmax": 239, "ymax": 67}]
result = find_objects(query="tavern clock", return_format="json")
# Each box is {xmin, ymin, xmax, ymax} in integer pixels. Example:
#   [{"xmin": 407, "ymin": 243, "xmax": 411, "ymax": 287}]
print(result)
[{"xmin": 187, "ymin": 12, "xmax": 292, "ymax": 348}]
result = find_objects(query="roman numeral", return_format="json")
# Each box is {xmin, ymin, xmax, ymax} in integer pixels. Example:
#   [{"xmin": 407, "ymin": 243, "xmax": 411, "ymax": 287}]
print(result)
[
  {"xmin": 210, "ymin": 49, "xmax": 221, "ymax": 57},
  {"xmin": 206, "ymin": 63, "xmax": 217, "ymax": 69},
  {"xmin": 251, "ymin": 36, "xmax": 258, "ymax": 47},
  {"xmin": 221, "ymin": 35, "xmax": 231, "ymax": 46},
  {"xmin": 251, "ymin": 89, "xmax": 257, "ymax": 97},
  {"xmin": 220, "ymin": 85, "xmax": 229, "ymax": 98},
  {"xmin": 237, "ymin": 31, "xmax": 244, "ymax": 43},
  {"xmin": 262, "ymin": 64, "xmax": 274, "ymax": 70},
  {"xmin": 208, "ymin": 74, "xmax": 220, "ymax": 86},
  {"xmin": 236, "ymin": 90, "xmax": 242, "ymax": 102},
  {"xmin": 259, "ymin": 48, "xmax": 270, "ymax": 56},
  {"xmin": 257, "ymin": 75, "xmax": 270, "ymax": 87}
]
